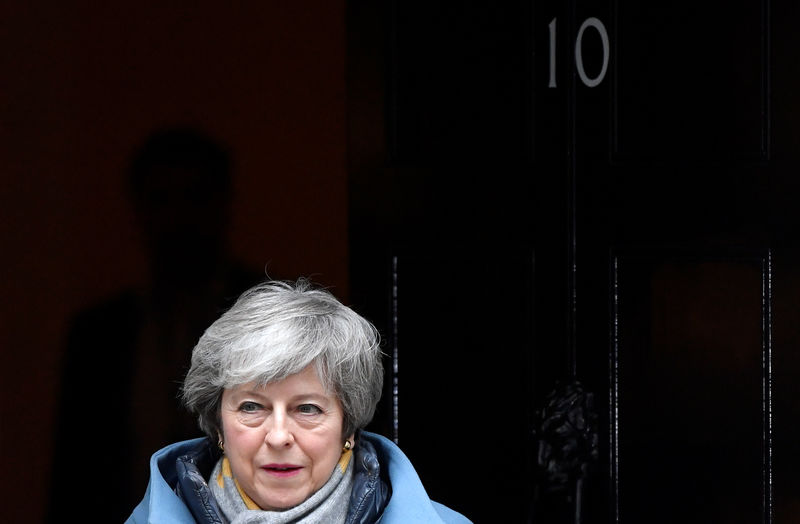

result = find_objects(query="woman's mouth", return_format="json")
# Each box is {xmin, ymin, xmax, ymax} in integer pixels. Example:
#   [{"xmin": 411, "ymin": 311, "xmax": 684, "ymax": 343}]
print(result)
[{"xmin": 262, "ymin": 464, "xmax": 303, "ymax": 477}]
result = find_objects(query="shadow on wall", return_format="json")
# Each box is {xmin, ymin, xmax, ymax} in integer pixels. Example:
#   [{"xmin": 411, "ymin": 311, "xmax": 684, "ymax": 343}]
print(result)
[{"xmin": 47, "ymin": 127, "xmax": 265, "ymax": 523}]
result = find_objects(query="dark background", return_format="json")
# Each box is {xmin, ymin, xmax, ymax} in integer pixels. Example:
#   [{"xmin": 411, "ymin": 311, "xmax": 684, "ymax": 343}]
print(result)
[{"xmin": 0, "ymin": 4, "xmax": 348, "ymax": 523}]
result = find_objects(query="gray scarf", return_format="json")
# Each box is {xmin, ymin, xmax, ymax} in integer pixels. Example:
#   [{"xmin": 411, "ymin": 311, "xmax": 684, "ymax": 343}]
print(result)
[{"xmin": 209, "ymin": 451, "xmax": 354, "ymax": 524}]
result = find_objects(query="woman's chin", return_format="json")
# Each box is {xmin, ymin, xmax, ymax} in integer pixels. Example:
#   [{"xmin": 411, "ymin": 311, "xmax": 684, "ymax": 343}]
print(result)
[{"xmin": 255, "ymin": 490, "xmax": 307, "ymax": 511}]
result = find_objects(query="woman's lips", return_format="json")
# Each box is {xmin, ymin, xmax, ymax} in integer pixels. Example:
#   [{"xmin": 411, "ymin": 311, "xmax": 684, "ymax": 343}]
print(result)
[{"xmin": 262, "ymin": 464, "xmax": 303, "ymax": 477}]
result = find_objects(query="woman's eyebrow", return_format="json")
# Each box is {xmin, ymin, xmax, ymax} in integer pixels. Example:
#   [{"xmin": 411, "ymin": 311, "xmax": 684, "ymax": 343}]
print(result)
[
  {"xmin": 229, "ymin": 390, "xmax": 330, "ymax": 402},
  {"xmin": 227, "ymin": 387, "xmax": 266, "ymax": 400},
  {"xmin": 289, "ymin": 392, "xmax": 329, "ymax": 403}
]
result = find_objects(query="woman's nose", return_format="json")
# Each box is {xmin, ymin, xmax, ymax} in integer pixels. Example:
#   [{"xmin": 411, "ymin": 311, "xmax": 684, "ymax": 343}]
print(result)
[{"xmin": 265, "ymin": 411, "xmax": 293, "ymax": 447}]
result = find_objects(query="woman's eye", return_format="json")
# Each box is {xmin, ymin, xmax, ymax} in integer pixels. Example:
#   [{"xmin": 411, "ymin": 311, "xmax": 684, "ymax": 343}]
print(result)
[
  {"xmin": 239, "ymin": 401, "xmax": 261, "ymax": 413},
  {"xmin": 298, "ymin": 404, "xmax": 322, "ymax": 415}
]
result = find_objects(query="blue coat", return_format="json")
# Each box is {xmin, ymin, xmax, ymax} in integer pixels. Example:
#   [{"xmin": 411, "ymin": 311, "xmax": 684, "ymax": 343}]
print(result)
[{"xmin": 126, "ymin": 431, "xmax": 471, "ymax": 523}]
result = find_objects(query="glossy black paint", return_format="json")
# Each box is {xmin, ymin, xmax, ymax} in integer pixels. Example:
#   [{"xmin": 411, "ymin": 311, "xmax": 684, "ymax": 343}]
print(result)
[{"xmin": 347, "ymin": 0, "xmax": 798, "ymax": 522}]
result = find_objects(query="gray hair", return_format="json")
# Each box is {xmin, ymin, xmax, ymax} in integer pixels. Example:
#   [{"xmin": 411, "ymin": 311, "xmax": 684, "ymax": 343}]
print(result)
[{"xmin": 182, "ymin": 279, "xmax": 383, "ymax": 440}]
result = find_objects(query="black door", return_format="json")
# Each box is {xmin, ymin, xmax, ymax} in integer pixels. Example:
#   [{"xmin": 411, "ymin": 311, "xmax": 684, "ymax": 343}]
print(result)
[{"xmin": 347, "ymin": 1, "xmax": 797, "ymax": 522}]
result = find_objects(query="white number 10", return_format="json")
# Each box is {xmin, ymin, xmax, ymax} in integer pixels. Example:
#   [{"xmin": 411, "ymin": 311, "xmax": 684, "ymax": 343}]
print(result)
[{"xmin": 548, "ymin": 17, "xmax": 610, "ymax": 88}]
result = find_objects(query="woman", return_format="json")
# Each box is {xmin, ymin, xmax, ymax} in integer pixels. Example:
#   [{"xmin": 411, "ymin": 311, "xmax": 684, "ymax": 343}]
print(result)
[{"xmin": 126, "ymin": 279, "xmax": 470, "ymax": 523}]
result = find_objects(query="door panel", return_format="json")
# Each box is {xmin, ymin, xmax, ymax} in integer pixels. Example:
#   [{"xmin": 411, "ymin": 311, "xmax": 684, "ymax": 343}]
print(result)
[
  {"xmin": 389, "ymin": 1, "xmax": 531, "ymax": 163},
  {"xmin": 390, "ymin": 250, "xmax": 536, "ymax": 523},
  {"xmin": 612, "ymin": 254, "xmax": 769, "ymax": 523},
  {"xmin": 613, "ymin": 0, "xmax": 768, "ymax": 161}
]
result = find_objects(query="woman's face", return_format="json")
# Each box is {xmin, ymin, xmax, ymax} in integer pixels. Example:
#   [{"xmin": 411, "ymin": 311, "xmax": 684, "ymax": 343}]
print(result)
[{"xmin": 220, "ymin": 364, "xmax": 351, "ymax": 510}]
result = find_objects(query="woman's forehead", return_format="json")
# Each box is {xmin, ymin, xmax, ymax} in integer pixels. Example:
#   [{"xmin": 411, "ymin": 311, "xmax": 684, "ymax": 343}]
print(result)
[{"xmin": 226, "ymin": 365, "xmax": 331, "ymax": 398}]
